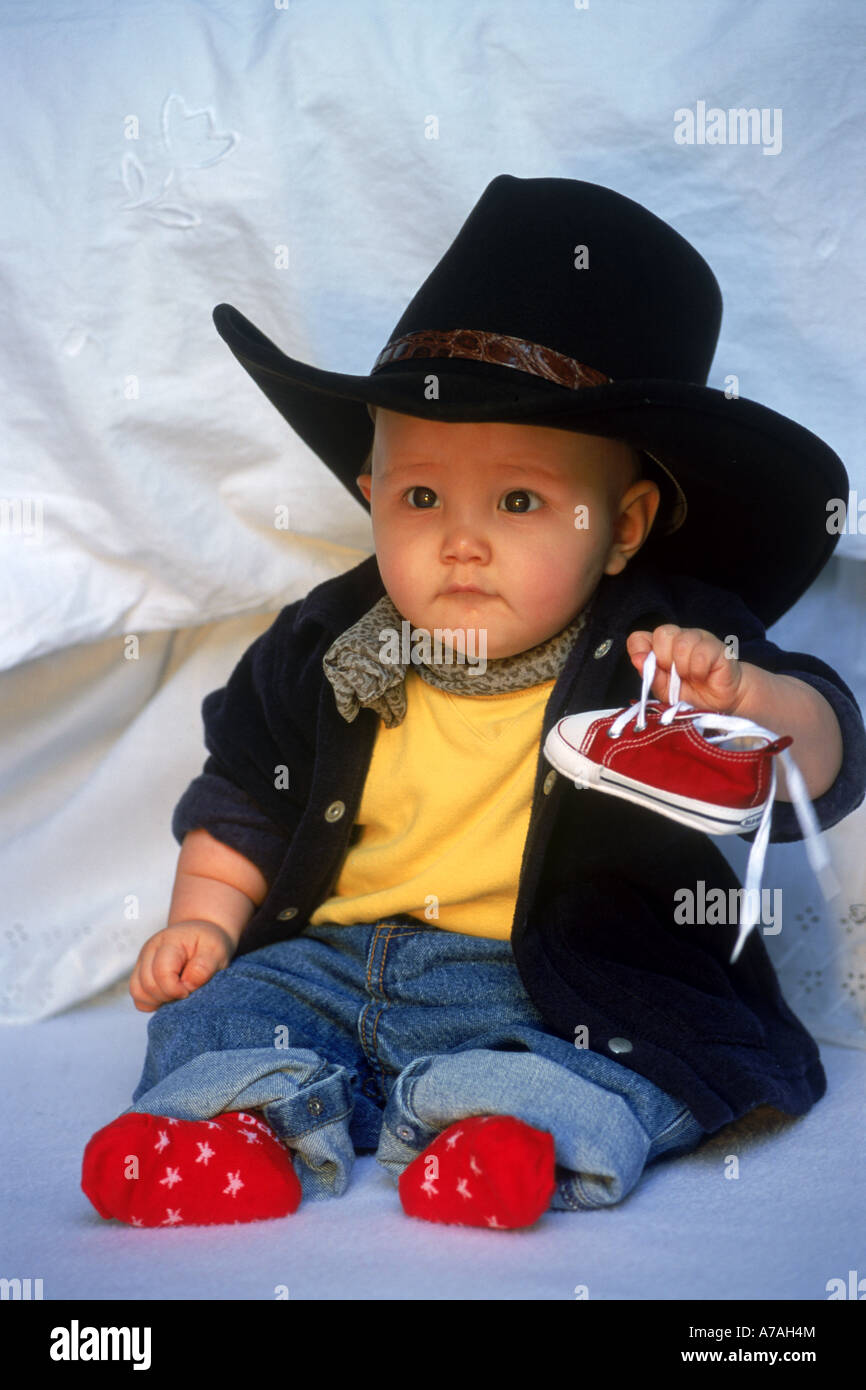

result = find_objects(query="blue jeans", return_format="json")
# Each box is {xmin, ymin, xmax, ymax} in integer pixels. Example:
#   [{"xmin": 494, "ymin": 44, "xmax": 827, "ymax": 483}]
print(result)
[{"xmin": 128, "ymin": 917, "xmax": 705, "ymax": 1211}]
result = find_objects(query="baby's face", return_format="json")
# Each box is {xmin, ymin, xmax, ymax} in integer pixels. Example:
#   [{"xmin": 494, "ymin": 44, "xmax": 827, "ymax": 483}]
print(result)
[{"xmin": 356, "ymin": 408, "xmax": 659, "ymax": 660}]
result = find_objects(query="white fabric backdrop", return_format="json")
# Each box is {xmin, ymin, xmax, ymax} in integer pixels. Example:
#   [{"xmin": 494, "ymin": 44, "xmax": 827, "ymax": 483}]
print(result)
[
  {"xmin": 1, "ymin": 0, "xmax": 864, "ymax": 1032},
  {"xmin": 1, "ymin": 0, "xmax": 865, "ymax": 673}
]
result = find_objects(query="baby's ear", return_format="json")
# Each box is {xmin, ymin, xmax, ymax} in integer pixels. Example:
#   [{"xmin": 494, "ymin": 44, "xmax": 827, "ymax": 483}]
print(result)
[{"xmin": 356, "ymin": 473, "xmax": 373, "ymax": 502}]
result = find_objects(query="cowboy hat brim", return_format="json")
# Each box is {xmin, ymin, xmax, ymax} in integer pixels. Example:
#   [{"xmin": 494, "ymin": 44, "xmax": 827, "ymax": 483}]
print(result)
[{"xmin": 213, "ymin": 303, "xmax": 847, "ymax": 629}]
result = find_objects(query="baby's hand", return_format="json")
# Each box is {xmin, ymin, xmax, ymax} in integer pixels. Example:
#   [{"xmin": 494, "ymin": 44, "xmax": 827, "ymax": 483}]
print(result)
[
  {"xmin": 129, "ymin": 920, "xmax": 236, "ymax": 1013},
  {"xmin": 626, "ymin": 624, "xmax": 746, "ymax": 714}
]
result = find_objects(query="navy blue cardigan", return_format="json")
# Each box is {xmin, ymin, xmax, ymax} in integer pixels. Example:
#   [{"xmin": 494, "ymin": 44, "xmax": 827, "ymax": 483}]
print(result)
[{"xmin": 172, "ymin": 551, "xmax": 866, "ymax": 1133}]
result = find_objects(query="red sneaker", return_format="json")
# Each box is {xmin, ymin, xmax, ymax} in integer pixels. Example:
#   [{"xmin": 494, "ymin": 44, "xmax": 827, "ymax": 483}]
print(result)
[{"xmin": 544, "ymin": 649, "xmax": 838, "ymax": 963}]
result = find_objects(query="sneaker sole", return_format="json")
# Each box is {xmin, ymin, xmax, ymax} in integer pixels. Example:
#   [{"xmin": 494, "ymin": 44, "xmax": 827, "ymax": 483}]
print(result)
[{"xmin": 544, "ymin": 730, "xmax": 767, "ymax": 836}]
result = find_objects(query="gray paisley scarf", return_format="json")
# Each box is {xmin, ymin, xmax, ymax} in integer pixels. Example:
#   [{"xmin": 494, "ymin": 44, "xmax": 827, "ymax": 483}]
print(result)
[{"xmin": 322, "ymin": 592, "xmax": 590, "ymax": 728}]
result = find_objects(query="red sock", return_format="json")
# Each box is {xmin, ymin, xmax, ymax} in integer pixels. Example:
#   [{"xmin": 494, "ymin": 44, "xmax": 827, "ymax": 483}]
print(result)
[
  {"xmin": 398, "ymin": 1114, "xmax": 556, "ymax": 1229},
  {"xmin": 82, "ymin": 1110, "xmax": 302, "ymax": 1227}
]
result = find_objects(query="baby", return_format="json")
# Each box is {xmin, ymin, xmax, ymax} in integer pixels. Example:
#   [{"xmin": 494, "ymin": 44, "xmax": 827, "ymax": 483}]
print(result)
[
  {"xmin": 81, "ymin": 175, "xmax": 865, "ymax": 1231},
  {"xmin": 136, "ymin": 411, "xmax": 660, "ymax": 1001}
]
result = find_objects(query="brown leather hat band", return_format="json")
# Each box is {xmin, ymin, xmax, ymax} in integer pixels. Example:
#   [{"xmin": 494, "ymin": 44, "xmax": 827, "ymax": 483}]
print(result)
[{"xmin": 372, "ymin": 328, "xmax": 611, "ymax": 391}]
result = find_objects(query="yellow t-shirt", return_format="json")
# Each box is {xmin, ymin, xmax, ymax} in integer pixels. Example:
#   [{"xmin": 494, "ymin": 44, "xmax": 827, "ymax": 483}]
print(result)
[{"xmin": 308, "ymin": 666, "xmax": 557, "ymax": 938}]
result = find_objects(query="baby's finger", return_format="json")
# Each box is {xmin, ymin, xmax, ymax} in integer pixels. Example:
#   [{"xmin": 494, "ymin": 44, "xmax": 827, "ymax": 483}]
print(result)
[
  {"xmin": 129, "ymin": 948, "xmax": 161, "ymax": 1010},
  {"xmin": 675, "ymin": 631, "xmax": 717, "ymax": 672},
  {"xmin": 648, "ymin": 624, "xmax": 686, "ymax": 673},
  {"xmin": 178, "ymin": 942, "xmax": 228, "ymax": 990},
  {"xmin": 625, "ymin": 631, "xmax": 662, "ymax": 690},
  {"xmin": 625, "ymin": 629, "xmax": 654, "ymax": 663},
  {"xmin": 150, "ymin": 941, "xmax": 193, "ymax": 1000},
  {"xmin": 671, "ymin": 628, "xmax": 722, "ymax": 684}
]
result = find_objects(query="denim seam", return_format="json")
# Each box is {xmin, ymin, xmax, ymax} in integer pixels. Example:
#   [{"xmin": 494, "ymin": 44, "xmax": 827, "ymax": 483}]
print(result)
[
  {"xmin": 401, "ymin": 1064, "xmax": 437, "ymax": 1144},
  {"xmin": 368, "ymin": 925, "xmax": 428, "ymax": 1000},
  {"xmin": 651, "ymin": 1104, "xmax": 701, "ymax": 1149},
  {"xmin": 554, "ymin": 1179, "xmax": 584, "ymax": 1211},
  {"xmin": 565, "ymin": 1175, "xmax": 615, "ymax": 1210},
  {"xmin": 358, "ymin": 1000, "xmax": 385, "ymax": 1068},
  {"xmin": 272, "ymin": 1104, "xmax": 354, "ymax": 1142},
  {"xmin": 365, "ymin": 927, "xmax": 429, "ymax": 1066},
  {"xmin": 305, "ymin": 1059, "xmax": 333, "ymax": 1087}
]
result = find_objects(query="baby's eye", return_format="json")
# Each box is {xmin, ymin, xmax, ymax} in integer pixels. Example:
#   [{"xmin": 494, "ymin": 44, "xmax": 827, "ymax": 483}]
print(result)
[
  {"xmin": 404, "ymin": 485, "xmax": 438, "ymax": 509},
  {"xmin": 501, "ymin": 490, "xmax": 541, "ymax": 513},
  {"xmin": 403, "ymin": 486, "xmax": 541, "ymax": 512}
]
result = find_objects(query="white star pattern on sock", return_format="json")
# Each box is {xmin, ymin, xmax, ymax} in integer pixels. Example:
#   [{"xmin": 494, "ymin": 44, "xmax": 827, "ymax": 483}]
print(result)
[
  {"xmin": 469, "ymin": 1154, "xmax": 482, "ymax": 1176},
  {"xmin": 159, "ymin": 1166, "xmax": 181, "ymax": 1189},
  {"xmin": 444, "ymin": 1128, "xmax": 463, "ymax": 1149},
  {"xmin": 420, "ymin": 1177, "xmax": 438, "ymax": 1197},
  {"xmin": 456, "ymin": 1177, "xmax": 472, "ymax": 1200},
  {"xmin": 239, "ymin": 1129, "xmax": 262, "ymax": 1145},
  {"xmin": 195, "ymin": 1141, "xmax": 215, "ymax": 1165},
  {"xmin": 154, "ymin": 1129, "xmax": 170, "ymax": 1152},
  {"xmin": 162, "ymin": 1208, "xmax": 182, "ymax": 1225},
  {"xmin": 223, "ymin": 1171, "xmax": 244, "ymax": 1197}
]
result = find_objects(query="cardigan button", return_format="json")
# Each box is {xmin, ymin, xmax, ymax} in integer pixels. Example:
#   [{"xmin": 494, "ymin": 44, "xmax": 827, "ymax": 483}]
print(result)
[
  {"xmin": 276, "ymin": 907, "xmax": 298, "ymax": 921},
  {"xmin": 608, "ymin": 1037, "xmax": 633, "ymax": 1054},
  {"xmin": 324, "ymin": 800, "xmax": 346, "ymax": 822},
  {"xmin": 542, "ymin": 770, "xmax": 557, "ymax": 795},
  {"xmin": 593, "ymin": 639, "xmax": 612, "ymax": 658}
]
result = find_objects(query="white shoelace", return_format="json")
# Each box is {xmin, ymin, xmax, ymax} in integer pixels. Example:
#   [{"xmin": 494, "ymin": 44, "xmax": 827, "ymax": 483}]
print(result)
[{"xmin": 607, "ymin": 649, "xmax": 839, "ymax": 963}]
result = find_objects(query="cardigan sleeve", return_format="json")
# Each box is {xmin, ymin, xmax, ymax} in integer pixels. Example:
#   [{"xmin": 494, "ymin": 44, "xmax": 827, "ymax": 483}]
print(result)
[
  {"xmin": 671, "ymin": 573, "xmax": 866, "ymax": 844},
  {"xmin": 171, "ymin": 761, "xmax": 293, "ymax": 888},
  {"xmin": 733, "ymin": 638, "xmax": 866, "ymax": 843},
  {"xmin": 169, "ymin": 596, "xmax": 322, "ymax": 882}
]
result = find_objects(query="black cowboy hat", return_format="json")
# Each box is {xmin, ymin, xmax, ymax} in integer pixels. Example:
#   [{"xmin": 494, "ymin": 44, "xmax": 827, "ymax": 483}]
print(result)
[{"xmin": 210, "ymin": 174, "xmax": 847, "ymax": 628}]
